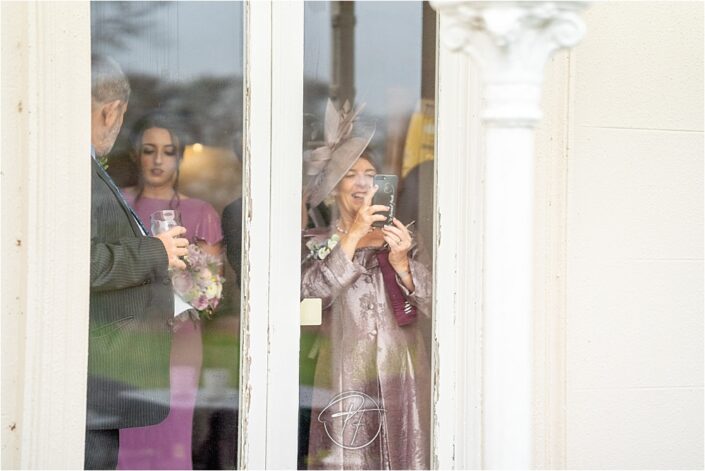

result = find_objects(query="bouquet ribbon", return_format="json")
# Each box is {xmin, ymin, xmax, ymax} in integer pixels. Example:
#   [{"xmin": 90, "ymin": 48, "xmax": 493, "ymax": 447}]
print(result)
[{"xmin": 376, "ymin": 250, "xmax": 417, "ymax": 327}]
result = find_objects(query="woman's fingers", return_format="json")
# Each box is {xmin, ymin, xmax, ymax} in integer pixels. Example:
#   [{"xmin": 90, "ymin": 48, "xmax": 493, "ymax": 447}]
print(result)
[
  {"xmin": 383, "ymin": 233, "xmax": 400, "ymax": 247},
  {"xmin": 383, "ymin": 222, "xmax": 411, "ymax": 244},
  {"xmin": 363, "ymin": 185, "xmax": 379, "ymax": 207},
  {"xmin": 382, "ymin": 225, "xmax": 404, "ymax": 239},
  {"xmin": 368, "ymin": 204, "xmax": 390, "ymax": 215},
  {"xmin": 349, "ymin": 195, "xmax": 389, "ymax": 237},
  {"xmin": 385, "ymin": 238, "xmax": 409, "ymax": 254},
  {"xmin": 360, "ymin": 206, "xmax": 388, "ymax": 223},
  {"xmin": 383, "ymin": 230, "xmax": 410, "ymax": 250},
  {"xmin": 383, "ymin": 220, "xmax": 412, "ymax": 255},
  {"xmin": 391, "ymin": 218, "xmax": 412, "ymax": 237}
]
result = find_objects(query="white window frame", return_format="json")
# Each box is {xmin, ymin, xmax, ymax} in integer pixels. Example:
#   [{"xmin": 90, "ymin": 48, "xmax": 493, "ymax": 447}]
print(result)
[
  {"xmin": 238, "ymin": 1, "xmax": 304, "ymax": 468},
  {"xmin": 2, "ymin": 1, "xmax": 488, "ymax": 469},
  {"xmin": 433, "ymin": 28, "xmax": 485, "ymax": 469},
  {"xmin": 241, "ymin": 4, "xmax": 487, "ymax": 468}
]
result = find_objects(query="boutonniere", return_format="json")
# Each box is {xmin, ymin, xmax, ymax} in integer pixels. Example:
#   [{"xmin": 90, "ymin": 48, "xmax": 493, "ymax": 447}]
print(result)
[
  {"xmin": 306, "ymin": 234, "xmax": 340, "ymax": 260},
  {"xmin": 98, "ymin": 155, "xmax": 110, "ymax": 171}
]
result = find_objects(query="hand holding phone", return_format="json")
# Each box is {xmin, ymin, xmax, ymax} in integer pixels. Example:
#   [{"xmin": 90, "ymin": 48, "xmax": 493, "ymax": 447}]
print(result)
[{"xmin": 371, "ymin": 174, "xmax": 398, "ymax": 228}]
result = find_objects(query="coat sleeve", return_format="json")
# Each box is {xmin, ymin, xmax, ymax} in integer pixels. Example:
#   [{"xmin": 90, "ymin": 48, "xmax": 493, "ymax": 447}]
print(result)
[
  {"xmin": 301, "ymin": 244, "xmax": 366, "ymax": 309},
  {"xmin": 395, "ymin": 243, "xmax": 433, "ymax": 317},
  {"xmin": 90, "ymin": 235, "xmax": 169, "ymax": 292},
  {"xmin": 90, "ymin": 164, "xmax": 170, "ymax": 292}
]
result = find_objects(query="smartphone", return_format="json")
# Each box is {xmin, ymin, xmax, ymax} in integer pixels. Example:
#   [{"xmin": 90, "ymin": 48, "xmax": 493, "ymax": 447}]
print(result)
[{"xmin": 371, "ymin": 174, "xmax": 398, "ymax": 228}]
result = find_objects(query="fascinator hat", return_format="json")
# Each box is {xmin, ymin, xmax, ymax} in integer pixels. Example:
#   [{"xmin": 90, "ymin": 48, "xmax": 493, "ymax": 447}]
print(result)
[{"xmin": 304, "ymin": 99, "xmax": 375, "ymax": 207}]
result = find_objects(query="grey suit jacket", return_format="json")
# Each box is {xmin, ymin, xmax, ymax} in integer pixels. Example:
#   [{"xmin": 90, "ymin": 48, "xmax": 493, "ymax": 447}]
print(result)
[{"xmin": 87, "ymin": 158, "xmax": 173, "ymax": 430}]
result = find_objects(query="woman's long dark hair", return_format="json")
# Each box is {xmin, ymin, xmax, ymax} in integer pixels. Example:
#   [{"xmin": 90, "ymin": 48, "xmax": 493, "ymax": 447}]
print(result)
[{"xmin": 130, "ymin": 113, "xmax": 184, "ymax": 211}]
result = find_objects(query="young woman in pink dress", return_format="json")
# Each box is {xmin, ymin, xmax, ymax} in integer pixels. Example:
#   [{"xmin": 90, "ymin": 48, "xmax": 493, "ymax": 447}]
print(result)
[{"xmin": 118, "ymin": 113, "xmax": 223, "ymax": 470}]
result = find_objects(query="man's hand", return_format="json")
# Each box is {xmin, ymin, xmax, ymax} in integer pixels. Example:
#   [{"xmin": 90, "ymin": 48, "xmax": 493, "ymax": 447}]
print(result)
[{"xmin": 154, "ymin": 226, "xmax": 189, "ymax": 270}]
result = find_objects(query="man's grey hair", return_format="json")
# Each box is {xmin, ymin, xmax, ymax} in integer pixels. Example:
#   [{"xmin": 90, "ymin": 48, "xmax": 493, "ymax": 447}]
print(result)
[{"xmin": 91, "ymin": 54, "xmax": 130, "ymax": 104}]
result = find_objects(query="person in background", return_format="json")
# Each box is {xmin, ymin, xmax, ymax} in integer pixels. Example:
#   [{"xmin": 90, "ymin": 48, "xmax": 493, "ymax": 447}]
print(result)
[
  {"xmin": 301, "ymin": 101, "xmax": 432, "ymax": 469},
  {"xmin": 221, "ymin": 197, "xmax": 243, "ymax": 284},
  {"xmin": 118, "ymin": 113, "xmax": 224, "ymax": 470},
  {"xmin": 87, "ymin": 55, "xmax": 188, "ymax": 470}
]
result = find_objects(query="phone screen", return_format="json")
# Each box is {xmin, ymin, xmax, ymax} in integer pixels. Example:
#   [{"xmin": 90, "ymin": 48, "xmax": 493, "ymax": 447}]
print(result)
[{"xmin": 371, "ymin": 174, "xmax": 398, "ymax": 228}]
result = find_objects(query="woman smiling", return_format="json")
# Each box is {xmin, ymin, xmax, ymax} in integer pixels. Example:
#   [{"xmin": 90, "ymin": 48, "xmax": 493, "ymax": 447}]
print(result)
[{"xmin": 301, "ymin": 101, "xmax": 431, "ymax": 470}]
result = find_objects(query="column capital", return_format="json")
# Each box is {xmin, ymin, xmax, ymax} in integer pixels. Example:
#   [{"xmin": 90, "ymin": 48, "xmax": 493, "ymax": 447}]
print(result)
[{"xmin": 432, "ymin": 1, "xmax": 588, "ymax": 126}]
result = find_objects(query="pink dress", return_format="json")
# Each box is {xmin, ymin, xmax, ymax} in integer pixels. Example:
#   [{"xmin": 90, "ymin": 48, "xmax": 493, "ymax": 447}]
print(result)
[{"xmin": 117, "ymin": 194, "xmax": 223, "ymax": 470}]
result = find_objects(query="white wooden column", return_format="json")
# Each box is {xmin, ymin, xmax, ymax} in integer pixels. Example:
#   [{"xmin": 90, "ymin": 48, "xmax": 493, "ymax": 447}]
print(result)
[
  {"xmin": 431, "ymin": 2, "xmax": 587, "ymax": 468},
  {"xmin": 433, "ymin": 28, "xmax": 485, "ymax": 470},
  {"xmin": 239, "ymin": 4, "xmax": 272, "ymax": 467},
  {"xmin": 267, "ymin": 1, "xmax": 304, "ymax": 468},
  {"xmin": 1, "ymin": 2, "xmax": 91, "ymax": 469},
  {"xmin": 240, "ymin": 1, "xmax": 303, "ymax": 468}
]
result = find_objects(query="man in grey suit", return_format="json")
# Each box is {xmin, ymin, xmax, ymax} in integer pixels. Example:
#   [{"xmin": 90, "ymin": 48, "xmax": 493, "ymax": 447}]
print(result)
[{"xmin": 86, "ymin": 55, "xmax": 189, "ymax": 470}]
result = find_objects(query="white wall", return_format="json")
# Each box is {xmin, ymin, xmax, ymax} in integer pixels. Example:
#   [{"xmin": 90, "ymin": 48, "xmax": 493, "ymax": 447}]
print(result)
[
  {"xmin": 1, "ymin": 2, "xmax": 91, "ymax": 468},
  {"xmin": 1, "ymin": 3, "xmax": 29, "ymax": 467},
  {"xmin": 565, "ymin": 2, "xmax": 703, "ymax": 468}
]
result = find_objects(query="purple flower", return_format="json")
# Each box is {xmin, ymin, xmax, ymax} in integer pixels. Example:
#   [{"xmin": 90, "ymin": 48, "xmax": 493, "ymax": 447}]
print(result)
[
  {"xmin": 194, "ymin": 294, "xmax": 209, "ymax": 310},
  {"xmin": 172, "ymin": 243, "xmax": 225, "ymax": 316},
  {"xmin": 172, "ymin": 271, "xmax": 194, "ymax": 294}
]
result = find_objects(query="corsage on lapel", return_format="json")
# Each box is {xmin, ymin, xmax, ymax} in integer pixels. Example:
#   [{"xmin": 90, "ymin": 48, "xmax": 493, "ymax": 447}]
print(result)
[{"xmin": 306, "ymin": 234, "xmax": 340, "ymax": 261}]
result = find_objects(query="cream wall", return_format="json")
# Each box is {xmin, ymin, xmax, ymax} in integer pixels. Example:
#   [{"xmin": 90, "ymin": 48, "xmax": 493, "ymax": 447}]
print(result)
[
  {"xmin": 1, "ymin": 2, "xmax": 91, "ymax": 468},
  {"xmin": 1, "ymin": 3, "xmax": 29, "ymax": 467},
  {"xmin": 564, "ymin": 2, "xmax": 703, "ymax": 468}
]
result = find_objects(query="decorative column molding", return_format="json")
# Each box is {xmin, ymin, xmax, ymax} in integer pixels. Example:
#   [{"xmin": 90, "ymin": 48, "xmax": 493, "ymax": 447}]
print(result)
[
  {"xmin": 434, "ymin": 1, "xmax": 586, "ymax": 126},
  {"xmin": 431, "ymin": 1, "xmax": 587, "ymax": 469},
  {"xmin": 1, "ymin": 2, "xmax": 91, "ymax": 468}
]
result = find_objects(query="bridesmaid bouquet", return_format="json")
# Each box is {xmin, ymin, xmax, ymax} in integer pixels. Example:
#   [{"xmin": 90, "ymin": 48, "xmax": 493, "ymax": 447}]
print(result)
[{"xmin": 171, "ymin": 244, "xmax": 225, "ymax": 318}]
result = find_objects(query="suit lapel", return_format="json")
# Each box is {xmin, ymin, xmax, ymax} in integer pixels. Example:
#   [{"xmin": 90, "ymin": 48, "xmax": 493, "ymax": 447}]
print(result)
[{"xmin": 92, "ymin": 159, "xmax": 144, "ymax": 236}]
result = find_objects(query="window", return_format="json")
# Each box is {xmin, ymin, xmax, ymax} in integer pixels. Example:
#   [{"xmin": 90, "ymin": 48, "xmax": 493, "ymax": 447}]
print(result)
[
  {"xmin": 89, "ymin": 3, "xmax": 243, "ymax": 468},
  {"xmin": 298, "ymin": 2, "xmax": 436, "ymax": 468}
]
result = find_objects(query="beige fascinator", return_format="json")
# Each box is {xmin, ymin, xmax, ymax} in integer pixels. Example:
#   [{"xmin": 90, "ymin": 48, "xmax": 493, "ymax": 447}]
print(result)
[{"xmin": 304, "ymin": 99, "xmax": 375, "ymax": 207}]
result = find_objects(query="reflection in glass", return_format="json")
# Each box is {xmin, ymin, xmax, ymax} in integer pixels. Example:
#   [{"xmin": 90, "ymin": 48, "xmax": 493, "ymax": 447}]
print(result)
[
  {"xmin": 91, "ymin": 2, "xmax": 243, "ymax": 469},
  {"xmin": 299, "ymin": 2, "xmax": 436, "ymax": 469}
]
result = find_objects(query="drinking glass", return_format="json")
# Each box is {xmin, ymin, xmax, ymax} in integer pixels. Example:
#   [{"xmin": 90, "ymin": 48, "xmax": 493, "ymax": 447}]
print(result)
[{"xmin": 150, "ymin": 209, "xmax": 182, "ymax": 236}]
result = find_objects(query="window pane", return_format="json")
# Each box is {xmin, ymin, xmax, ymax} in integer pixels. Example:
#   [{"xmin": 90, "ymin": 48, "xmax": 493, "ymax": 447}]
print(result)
[
  {"xmin": 299, "ymin": 2, "xmax": 436, "ymax": 468},
  {"xmin": 89, "ymin": 2, "xmax": 243, "ymax": 469}
]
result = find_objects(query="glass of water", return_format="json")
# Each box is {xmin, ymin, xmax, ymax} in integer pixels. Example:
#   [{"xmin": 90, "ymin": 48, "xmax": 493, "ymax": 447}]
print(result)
[{"xmin": 150, "ymin": 209, "xmax": 182, "ymax": 236}]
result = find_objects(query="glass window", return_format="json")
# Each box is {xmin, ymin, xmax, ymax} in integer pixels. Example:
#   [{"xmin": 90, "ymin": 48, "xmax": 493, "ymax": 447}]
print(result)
[
  {"xmin": 298, "ymin": 2, "xmax": 436, "ymax": 468},
  {"xmin": 89, "ymin": 2, "xmax": 243, "ymax": 469}
]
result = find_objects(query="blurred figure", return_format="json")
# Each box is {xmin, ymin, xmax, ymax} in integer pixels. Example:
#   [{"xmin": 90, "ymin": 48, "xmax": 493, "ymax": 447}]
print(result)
[
  {"xmin": 87, "ymin": 56, "xmax": 188, "ymax": 470},
  {"xmin": 118, "ymin": 113, "xmax": 224, "ymax": 470},
  {"xmin": 221, "ymin": 197, "xmax": 243, "ymax": 284},
  {"xmin": 301, "ymin": 101, "xmax": 431, "ymax": 469}
]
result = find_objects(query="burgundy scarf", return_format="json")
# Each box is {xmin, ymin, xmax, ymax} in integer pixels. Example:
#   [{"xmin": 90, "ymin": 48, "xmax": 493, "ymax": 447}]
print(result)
[{"xmin": 376, "ymin": 250, "xmax": 417, "ymax": 326}]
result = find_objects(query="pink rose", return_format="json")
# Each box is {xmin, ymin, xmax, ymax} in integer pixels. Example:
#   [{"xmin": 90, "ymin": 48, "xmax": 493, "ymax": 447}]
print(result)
[{"xmin": 194, "ymin": 294, "xmax": 209, "ymax": 311}]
